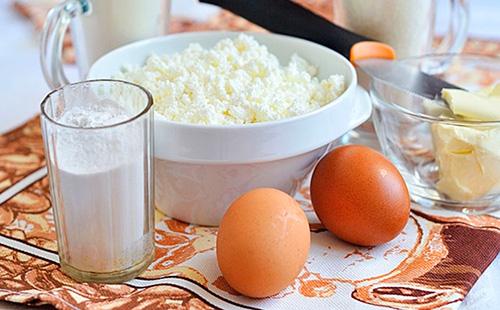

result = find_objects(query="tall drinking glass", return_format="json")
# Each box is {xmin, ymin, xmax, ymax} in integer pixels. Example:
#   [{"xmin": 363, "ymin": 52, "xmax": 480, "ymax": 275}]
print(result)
[
  {"xmin": 40, "ymin": 79, "xmax": 154, "ymax": 283},
  {"xmin": 40, "ymin": 0, "xmax": 171, "ymax": 88},
  {"xmin": 333, "ymin": 0, "xmax": 469, "ymax": 58}
]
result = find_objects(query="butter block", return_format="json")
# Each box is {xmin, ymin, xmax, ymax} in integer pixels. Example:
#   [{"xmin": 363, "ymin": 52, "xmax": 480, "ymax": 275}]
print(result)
[
  {"xmin": 432, "ymin": 124, "xmax": 500, "ymax": 200},
  {"xmin": 432, "ymin": 83, "xmax": 500, "ymax": 200},
  {"xmin": 442, "ymin": 88, "xmax": 500, "ymax": 121}
]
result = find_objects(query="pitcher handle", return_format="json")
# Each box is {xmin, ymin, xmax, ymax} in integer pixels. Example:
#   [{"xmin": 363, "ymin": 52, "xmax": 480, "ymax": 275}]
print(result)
[
  {"xmin": 434, "ymin": 0, "xmax": 469, "ymax": 54},
  {"xmin": 40, "ymin": 0, "xmax": 90, "ymax": 89}
]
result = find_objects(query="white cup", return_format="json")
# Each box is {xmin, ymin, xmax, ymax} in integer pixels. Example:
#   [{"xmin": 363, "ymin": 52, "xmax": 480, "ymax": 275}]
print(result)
[
  {"xmin": 41, "ymin": 0, "xmax": 170, "ymax": 88},
  {"xmin": 333, "ymin": 0, "xmax": 469, "ymax": 58}
]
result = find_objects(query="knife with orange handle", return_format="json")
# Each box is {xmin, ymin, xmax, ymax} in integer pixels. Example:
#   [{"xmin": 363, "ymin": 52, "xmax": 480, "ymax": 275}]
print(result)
[{"xmin": 200, "ymin": 0, "xmax": 462, "ymax": 98}]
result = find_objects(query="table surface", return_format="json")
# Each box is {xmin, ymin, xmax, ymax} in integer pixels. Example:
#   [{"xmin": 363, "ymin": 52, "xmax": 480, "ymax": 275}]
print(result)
[{"xmin": 0, "ymin": 0, "xmax": 499, "ymax": 309}]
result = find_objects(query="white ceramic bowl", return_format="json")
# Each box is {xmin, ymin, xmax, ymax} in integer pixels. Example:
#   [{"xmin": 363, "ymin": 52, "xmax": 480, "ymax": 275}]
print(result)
[{"xmin": 89, "ymin": 31, "xmax": 371, "ymax": 226}]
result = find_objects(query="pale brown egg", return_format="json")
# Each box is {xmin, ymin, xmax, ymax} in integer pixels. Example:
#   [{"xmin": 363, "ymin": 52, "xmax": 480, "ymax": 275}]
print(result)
[
  {"xmin": 216, "ymin": 188, "xmax": 310, "ymax": 298},
  {"xmin": 310, "ymin": 145, "xmax": 410, "ymax": 246}
]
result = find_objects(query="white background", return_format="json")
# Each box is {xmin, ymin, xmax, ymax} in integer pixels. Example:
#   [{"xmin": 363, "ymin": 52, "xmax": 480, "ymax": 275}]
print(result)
[{"xmin": 0, "ymin": 0, "xmax": 499, "ymax": 309}]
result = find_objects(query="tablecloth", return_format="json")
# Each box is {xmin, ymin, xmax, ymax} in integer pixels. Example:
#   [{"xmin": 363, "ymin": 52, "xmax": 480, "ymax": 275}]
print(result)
[{"xmin": 0, "ymin": 116, "xmax": 499, "ymax": 309}]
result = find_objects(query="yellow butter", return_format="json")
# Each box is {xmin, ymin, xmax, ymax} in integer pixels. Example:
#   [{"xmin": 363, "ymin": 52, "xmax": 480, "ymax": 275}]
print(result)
[
  {"xmin": 432, "ymin": 124, "xmax": 500, "ymax": 200},
  {"xmin": 432, "ymin": 83, "xmax": 500, "ymax": 201},
  {"xmin": 442, "ymin": 88, "xmax": 500, "ymax": 121}
]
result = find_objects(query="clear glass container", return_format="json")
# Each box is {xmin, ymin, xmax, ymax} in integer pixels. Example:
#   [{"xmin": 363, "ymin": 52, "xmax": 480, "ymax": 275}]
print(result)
[
  {"xmin": 372, "ymin": 54, "xmax": 500, "ymax": 213},
  {"xmin": 332, "ymin": 0, "xmax": 469, "ymax": 58},
  {"xmin": 40, "ymin": 79, "xmax": 154, "ymax": 282}
]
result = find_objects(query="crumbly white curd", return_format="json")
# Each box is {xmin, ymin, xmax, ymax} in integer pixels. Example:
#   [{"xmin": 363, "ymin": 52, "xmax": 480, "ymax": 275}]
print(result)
[{"xmin": 116, "ymin": 34, "xmax": 345, "ymax": 125}]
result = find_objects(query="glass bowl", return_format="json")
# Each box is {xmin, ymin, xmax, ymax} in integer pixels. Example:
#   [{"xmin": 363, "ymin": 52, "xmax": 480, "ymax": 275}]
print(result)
[{"xmin": 371, "ymin": 54, "xmax": 500, "ymax": 214}]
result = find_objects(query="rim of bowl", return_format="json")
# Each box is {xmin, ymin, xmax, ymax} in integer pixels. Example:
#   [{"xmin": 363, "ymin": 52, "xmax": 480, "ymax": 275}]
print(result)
[
  {"xmin": 90, "ymin": 31, "xmax": 357, "ymax": 130},
  {"xmin": 371, "ymin": 53, "xmax": 500, "ymax": 126},
  {"xmin": 40, "ymin": 79, "xmax": 153, "ymax": 130}
]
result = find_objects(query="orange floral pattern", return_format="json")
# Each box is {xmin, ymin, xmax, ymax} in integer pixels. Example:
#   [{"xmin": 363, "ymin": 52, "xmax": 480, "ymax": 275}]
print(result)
[
  {"xmin": 0, "ymin": 116, "xmax": 499, "ymax": 310},
  {"xmin": 0, "ymin": 119, "xmax": 45, "ymax": 194}
]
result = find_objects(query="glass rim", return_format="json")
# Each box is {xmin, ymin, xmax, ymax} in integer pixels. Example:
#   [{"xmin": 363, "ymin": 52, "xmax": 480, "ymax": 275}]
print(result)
[
  {"xmin": 40, "ymin": 79, "xmax": 153, "ymax": 130},
  {"xmin": 370, "ymin": 53, "xmax": 500, "ymax": 126}
]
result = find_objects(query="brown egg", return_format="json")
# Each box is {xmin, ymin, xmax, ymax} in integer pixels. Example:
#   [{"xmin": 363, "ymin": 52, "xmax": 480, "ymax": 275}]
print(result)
[
  {"xmin": 310, "ymin": 145, "xmax": 410, "ymax": 246},
  {"xmin": 216, "ymin": 188, "xmax": 310, "ymax": 298}
]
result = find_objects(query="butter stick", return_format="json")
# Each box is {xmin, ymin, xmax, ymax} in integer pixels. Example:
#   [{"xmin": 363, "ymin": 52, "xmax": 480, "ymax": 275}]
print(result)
[
  {"xmin": 442, "ymin": 88, "xmax": 500, "ymax": 121},
  {"xmin": 433, "ymin": 83, "xmax": 500, "ymax": 201}
]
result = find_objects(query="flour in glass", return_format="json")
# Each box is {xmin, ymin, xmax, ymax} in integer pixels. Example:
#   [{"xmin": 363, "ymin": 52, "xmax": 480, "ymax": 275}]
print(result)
[{"xmin": 50, "ymin": 101, "xmax": 151, "ymax": 273}]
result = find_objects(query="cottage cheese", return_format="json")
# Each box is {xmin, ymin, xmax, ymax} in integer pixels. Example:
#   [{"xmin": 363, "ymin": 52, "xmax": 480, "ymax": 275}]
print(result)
[{"xmin": 116, "ymin": 34, "xmax": 345, "ymax": 125}]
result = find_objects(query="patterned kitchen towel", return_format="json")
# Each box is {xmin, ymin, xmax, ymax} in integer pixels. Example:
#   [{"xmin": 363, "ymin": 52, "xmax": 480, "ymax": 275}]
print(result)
[{"xmin": 0, "ymin": 117, "xmax": 499, "ymax": 309}]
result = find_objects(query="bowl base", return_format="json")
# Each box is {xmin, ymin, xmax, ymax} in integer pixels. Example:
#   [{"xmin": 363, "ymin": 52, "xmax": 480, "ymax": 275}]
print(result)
[{"xmin": 411, "ymin": 194, "xmax": 500, "ymax": 215}]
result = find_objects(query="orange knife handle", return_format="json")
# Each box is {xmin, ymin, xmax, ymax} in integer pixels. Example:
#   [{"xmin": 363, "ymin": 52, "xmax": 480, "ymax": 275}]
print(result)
[{"xmin": 350, "ymin": 41, "xmax": 397, "ymax": 62}]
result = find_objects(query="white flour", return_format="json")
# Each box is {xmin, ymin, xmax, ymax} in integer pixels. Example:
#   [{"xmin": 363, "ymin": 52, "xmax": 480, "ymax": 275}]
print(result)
[{"xmin": 52, "ymin": 102, "xmax": 151, "ymax": 273}]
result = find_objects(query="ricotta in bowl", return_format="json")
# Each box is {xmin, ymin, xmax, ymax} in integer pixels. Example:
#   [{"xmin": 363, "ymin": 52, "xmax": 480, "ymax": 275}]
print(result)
[{"xmin": 116, "ymin": 34, "xmax": 345, "ymax": 125}]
